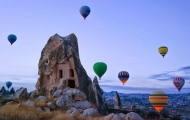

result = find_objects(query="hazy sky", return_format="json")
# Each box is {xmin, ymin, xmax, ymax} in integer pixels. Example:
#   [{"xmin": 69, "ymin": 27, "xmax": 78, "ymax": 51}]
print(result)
[{"xmin": 0, "ymin": 0, "xmax": 190, "ymax": 94}]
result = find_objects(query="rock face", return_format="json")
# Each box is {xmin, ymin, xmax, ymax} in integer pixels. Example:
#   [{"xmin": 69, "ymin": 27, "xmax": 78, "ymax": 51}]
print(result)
[
  {"xmin": 13, "ymin": 87, "xmax": 29, "ymax": 103},
  {"xmin": 0, "ymin": 86, "xmax": 16, "ymax": 105},
  {"xmin": 10, "ymin": 87, "xmax": 15, "ymax": 94},
  {"xmin": 35, "ymin": 33, "xmax": 108, "ymax": 115},
  {"xmin": 126, "ymin": 112, "xmax": 143, "ymax": 120},
  {"xmin": 114, "ymin": 91, "xmax": 121, "ymax": 109},
  {"xmin": 36, "ymin": 33, "xmax": 80, "ymax": 92},
  {"xmin": 104, "ymin": 112, "xmax": 143, "ymax": 120},
  {"xmin": 0, "ymin": 86, "xmax": 6, "ymax": 95},
  {"xmin": 92, "ymin": 76, "xmax": 109, "ymax": 115}
]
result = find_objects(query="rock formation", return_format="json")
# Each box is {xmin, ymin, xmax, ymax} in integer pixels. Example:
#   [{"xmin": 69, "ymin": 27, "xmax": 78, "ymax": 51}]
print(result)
[
  {"xmin": 104, "ymin": 112, "xmax": 143, "ymax": 120},
  {"xmin": 131, "ymin": 101, "xmax": 137, "ymax": 111},
  {"xmin": 35, "ymin": 33, "xmax": 108, "ymax": 115},
  {"xmin": 13, "ymin": 87, "xmax": 29, "ymax": 103},
  {"xmin": 0, "ymin": 86, "xmax": 6, "ymax": 95},
  {"xmin": 10, "ymin": 87, "xmax": 15, "ymax": 94},
  {"xmin": 114, "ymin": 91, "xmax": 121, "ymax": 109},
  {"xmin": 0, "ymin": 86, "xmax": 16, "ymax": 105},
  {"xmin": 92, "ymin": 76, "xmax": 109, "ymax": 115}
]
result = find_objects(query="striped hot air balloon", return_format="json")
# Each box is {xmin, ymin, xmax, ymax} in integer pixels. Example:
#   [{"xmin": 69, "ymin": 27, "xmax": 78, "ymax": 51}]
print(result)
[
  {"xmin": 173, "ymin": 77, "xmax": 185, "ymax": 92},
  {"xmin": 118, "ymin": 71, "xmax": 129, "ymax": 85},
  {"xmin": 149, "ymin": 91, "xmax": 169, "ymax": 113},
  {"xmin": 158, "ymin": 46, "xmax": 168, "ymax": 58}
]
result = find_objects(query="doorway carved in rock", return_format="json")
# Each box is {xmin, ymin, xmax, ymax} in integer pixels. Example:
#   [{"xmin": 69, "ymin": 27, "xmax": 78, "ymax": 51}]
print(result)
[{"xmin": 68, "ymin": 80, "xmax": 75, "ymax": 88}]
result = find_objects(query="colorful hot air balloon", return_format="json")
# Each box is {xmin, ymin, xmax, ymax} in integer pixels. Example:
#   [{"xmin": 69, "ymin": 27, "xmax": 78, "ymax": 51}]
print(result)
[
  {"xmin": 158, "ymin": 46, "xmax": 168, "ymax": 58},
  {"xmin": 173, "ymin": 77, "xmax": 185, "ymax": 92},
  {"xmin": 8, "ymin": 34, "xmax": 17, "ymax": 45},
  {"xmin": 149, "ymin": 91, "xmax": 168, "ymax": 113},
  {"xmin": 118, "ymin": 71, "xmax": 129, "ymax": 85},
  {"xmin": 6, "ymin": 81, "xmax": 12, "ymax": 89},
  {"xmin": 79, "ymin": 6, "xmax": 91, "ymax": 20},
  {"xmin": 93, "ymin": 62, "xmax": 107, "ymax": 80}
]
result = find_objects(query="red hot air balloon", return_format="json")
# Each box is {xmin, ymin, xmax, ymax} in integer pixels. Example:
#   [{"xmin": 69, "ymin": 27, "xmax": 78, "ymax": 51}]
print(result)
[{"xmin": 173, "ymin": 77, "xmax": 185, "ymax": 92}]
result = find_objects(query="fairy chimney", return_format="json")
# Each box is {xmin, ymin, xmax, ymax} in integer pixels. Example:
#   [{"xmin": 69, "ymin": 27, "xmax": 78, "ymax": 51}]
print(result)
[
  {"xmin": 35, "ymin": 33, "xmax": 79, "ymax": 93},
  {"xmin": 35, "ymin": 33, "xmax": 109, "ymax": 115}
]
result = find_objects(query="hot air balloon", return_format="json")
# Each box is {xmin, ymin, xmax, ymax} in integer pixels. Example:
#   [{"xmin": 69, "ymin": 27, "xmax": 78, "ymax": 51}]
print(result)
[
  {"xmin": 6, "ymin": 81, "xmax": 12, "ymax": 89},
  {"xmin": 8, "ymin": 34, "xmax": 17, "ymax": 45},
  {"xmin": 118, "ymin": 71, "xmax": 129, "ymax": 85},
  {"xmin": 173, "ymin": 77, "xmax": 185, "ymax": 92},
  {"xmin": 158, "ymin": 46, "xmax": 168, "ymax": 58},
  {"xmin": 93, "ymin": 62, "xmax": 107, "ymax": 80},
  {"xmin": 79, "ymin": 6, "xmax": 91, "ymax": 20},
  {"xmin": 149, "ymin": 91, "xmax": 168, "ymax": 113}
]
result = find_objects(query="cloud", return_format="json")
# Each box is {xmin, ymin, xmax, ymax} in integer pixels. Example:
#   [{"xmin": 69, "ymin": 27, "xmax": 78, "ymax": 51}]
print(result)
[
  {"xmin": 100, "ymin": 84, "xmax": 190, "ymax": 94},
  {"xmin": 148, "ymin": 66, "xmax": 190, "ymax": 81},
  {"xmin": 178, "ymin": 66, "xmax": 190, "ymax": 72},
  {"xmin": 11, "ymin": 78, "xmax": 20, "ymax": 80},
  {"xmin": 101, "ymin": 84, "xmax": 164, "ymax": 90},
  {"xmin": 0, "ymin": 74, "xmax": 38, "ymax": 78}
]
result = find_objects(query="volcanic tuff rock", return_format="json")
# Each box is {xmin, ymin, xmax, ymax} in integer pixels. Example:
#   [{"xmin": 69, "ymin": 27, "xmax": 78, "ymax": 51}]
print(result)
[
  {"xmin": 35, "ymin": 33, "xmax": 108, "ymax": 115},
  {"xmin": 0, "ymin": 86, "xmax": 6, "ymax": 95},
  {"xmin": 10, "ymin": 87, "xmax": 15, "ymax": 94},
  {"xmin": 13, "ymin": 87, "xmax": 29, "ymax": 103},
  {"xmin": 92, "ymin": 76, "xmax": 109, "ymax": 115},
  {"xmin": 114, "ymin": 91, "xmax": 121, "ymax": 109}
]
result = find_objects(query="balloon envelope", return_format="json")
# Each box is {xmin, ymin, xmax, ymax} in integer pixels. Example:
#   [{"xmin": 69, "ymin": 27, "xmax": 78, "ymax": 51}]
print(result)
[
  {"xmin": 173, "ymin": 77, "xmax": 185, "ymax": 91},
  {"xmin": 158, "ymin": 46, "xmax": 168, "ymax": 57},
  {"xmin": 93, "ymin": 62, "xmax": 107, "ymax": 80},
  {"xmin": 8, "ymin": 34, "xmax": 17, "ymax": 45},
  {"xmin": 6, "ymin": 81, "xmax": 12, "ymax": 89},
  {"xmin": 149, "ymin": 91, "xmax": 168, "ymax": 113},
  {"xmin": 80, "ymin": 6, "xmax": 91, "ymax": 20},
  {"xmin": 118, "ymin": 71, "xmax": 129, "ymax": 85}
]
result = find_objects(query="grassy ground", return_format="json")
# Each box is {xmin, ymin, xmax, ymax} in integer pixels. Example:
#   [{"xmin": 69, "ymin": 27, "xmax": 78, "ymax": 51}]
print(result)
[{"xmin": 0, "ymin": 103, "xmax": 104, "ymax": 120}]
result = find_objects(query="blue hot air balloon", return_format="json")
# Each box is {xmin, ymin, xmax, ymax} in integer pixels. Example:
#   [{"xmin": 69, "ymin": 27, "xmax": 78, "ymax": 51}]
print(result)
[
  {"xmin": 79, "ymin": 6, "xmax": 91, "ymax": 20},
  {"xmin": 6, "ymin": 81, "xmax": 12, "ymax": 89},
  {"xmin": 118, "ymin": 71, "xmax": 129, "ymax": 85},
  {"xmin": 8, "ymin": 34, "xmax": 17, "ymax": 45}
]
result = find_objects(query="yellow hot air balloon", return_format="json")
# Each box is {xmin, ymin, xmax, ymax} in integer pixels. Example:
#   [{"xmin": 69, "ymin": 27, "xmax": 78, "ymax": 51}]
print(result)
[
  {"xmin": 149, "ymin": 91, "xmax": 168, "ymax": 113},
  {"xmin": 158, "ymin": 46, "xmax": 168, "ymax": 58}
]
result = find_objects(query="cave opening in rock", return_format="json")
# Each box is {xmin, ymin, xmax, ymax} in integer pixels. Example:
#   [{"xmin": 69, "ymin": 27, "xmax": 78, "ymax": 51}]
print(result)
[
  {"xmin": 69, "ymin": 69, "xmax": 74, "ymax": 77},
  {"xmin": 59, "ymin": 70, "xmax": 63, "ymax": 78},
  {"xmin": 68, "ymin": 80, "xmax": 75, "ymax": 88}
]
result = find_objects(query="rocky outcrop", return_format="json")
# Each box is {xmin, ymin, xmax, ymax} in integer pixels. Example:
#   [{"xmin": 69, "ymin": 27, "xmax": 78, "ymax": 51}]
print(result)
[
  {"xmin": 13, "ymin": 87, "xmax": 29, "ymax": 102},
  {"xmin": 126, "ymin": 112, "xmax": 143, "ymax": 120},
  {"xmin": 0, "ymin": 86, "xmax": 6, "ymax": 95},
  {"xmin": 10, "ymin": 87, "xmax": 15, "ymax": 94},
  {"xmin": 92, "ymin": 76, "xmax": 109, "ymax": 115},
  {"xmin": 104, "ymin": 112, "xmax": 143, "ymax": 120},
  {"xmin": 114, "ymin": 91, "xmax": 121, "ymax": 109},
  {"xmin": 0, "ymin": 87, "xmax": 16, "ymax": 105},
  {"xmin": 29, "ymin": 90, "xmax": 38, "ymax": 100},
  {"xmin": 0, "ymin": 86, "xmax": 144, "ymax": 120},
  {"xmin": 35, "ymin": 33, "xmax": 108, "ymax": 115}
]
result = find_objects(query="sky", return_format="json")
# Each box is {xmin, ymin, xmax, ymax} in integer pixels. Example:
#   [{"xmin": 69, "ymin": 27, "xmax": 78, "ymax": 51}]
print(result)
[{"xmin": 0, "ymin": 0, "xmax": 190, "ymax": 94}]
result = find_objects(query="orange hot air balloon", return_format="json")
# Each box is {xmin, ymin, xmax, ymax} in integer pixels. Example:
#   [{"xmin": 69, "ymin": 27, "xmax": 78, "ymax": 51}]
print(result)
[{"xmin": 149, "ymin": 91, "xmax": 168, "ymax": 113}]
